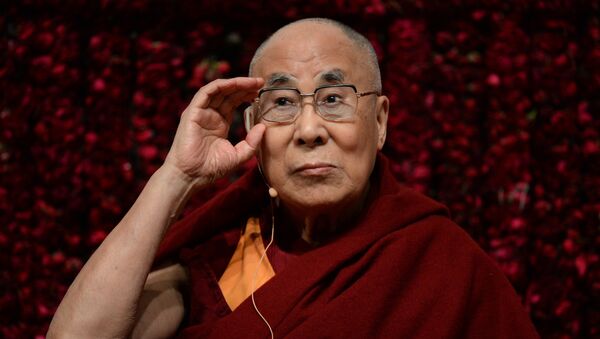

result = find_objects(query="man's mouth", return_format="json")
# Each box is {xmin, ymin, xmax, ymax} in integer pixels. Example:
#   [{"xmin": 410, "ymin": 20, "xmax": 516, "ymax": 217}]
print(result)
[{"xmin": 293, "ymin": 163, "xmax": 337, "ymax": 176}]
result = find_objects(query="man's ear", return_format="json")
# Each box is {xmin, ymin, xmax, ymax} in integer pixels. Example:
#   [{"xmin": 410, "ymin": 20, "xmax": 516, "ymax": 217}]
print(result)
[{"xmin": 375, "ymin": 95, "xmax": 389, "ymax": 150}]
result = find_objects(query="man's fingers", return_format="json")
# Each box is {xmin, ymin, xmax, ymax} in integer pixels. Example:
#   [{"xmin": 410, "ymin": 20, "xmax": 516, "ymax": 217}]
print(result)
[
  {"xmin": 234, "ymin": 123, "xmax": 265, "ymax": 163},
  {"xmin": 245, "ymin": 123, "xmax": 266, "ymax": 149},
  {"xmin": 192, "ymin": 77, "xmax": 264, "ymax": 109},
  {"xmin": 216, "ymin": 91, "xmax": 260, "ymax": 122},
  {"xmin": 208, "ymin": 79, "xmax": 263, "ymax": 112}
]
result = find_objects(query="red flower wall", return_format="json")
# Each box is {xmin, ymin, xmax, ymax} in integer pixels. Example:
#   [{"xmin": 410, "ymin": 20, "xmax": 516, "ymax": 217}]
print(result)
[{"xmin": 1, "ymin": 1, "xmax": 599, "ymax": 337}]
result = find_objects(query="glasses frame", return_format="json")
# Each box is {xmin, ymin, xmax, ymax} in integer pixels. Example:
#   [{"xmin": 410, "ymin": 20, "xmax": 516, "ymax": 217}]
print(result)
[{"xmin": 253, "ymin": 84, "xmax": 380, "ymax": 123}]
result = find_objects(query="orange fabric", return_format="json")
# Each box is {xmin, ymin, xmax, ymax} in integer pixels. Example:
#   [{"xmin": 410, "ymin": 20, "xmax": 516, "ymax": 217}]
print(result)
[{"xmin": 217, "ymin": 217, "xmax": 275, "ymax": 310}]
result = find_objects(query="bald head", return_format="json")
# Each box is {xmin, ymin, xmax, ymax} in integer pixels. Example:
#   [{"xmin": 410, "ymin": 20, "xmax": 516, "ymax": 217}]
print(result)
[{"xmin": 249, "ymin": 18, "xmax": 382, "ymax": 92}]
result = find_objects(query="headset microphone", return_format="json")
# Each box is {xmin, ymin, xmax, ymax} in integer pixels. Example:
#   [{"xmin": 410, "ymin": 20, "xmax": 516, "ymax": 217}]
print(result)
[
  {"xmin": 251, "ymin": 143, "xmax": 277, "ymax": 339},
  {"xmin": 245, "ymin": 104, "xmax": 280, "ymax": 203},
  {"xmin": 268, "ymin": 187, "xmax": 278, "ymax": 198}
]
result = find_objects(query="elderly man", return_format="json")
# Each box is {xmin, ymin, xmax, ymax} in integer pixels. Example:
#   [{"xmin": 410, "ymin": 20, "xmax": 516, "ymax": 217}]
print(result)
[{"xmin": 48, "ymin": 18, "xmax": 538, "ymax": 338}]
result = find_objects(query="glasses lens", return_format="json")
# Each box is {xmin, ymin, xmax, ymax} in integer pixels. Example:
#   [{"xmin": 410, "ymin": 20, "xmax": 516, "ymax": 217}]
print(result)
[
  {"xmin": 315, "ymin": 86, "xmax": 357, "ymax": 121},
  {"xmin": 259, "ymin": 89, "xmax": 300, "ymax": 122}
]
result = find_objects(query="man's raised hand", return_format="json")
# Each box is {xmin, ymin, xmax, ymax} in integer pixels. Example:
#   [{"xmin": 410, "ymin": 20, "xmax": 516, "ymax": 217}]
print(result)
[{"xmin": 163, "ymin": 77, "xmax": 265, "ymax": 187}]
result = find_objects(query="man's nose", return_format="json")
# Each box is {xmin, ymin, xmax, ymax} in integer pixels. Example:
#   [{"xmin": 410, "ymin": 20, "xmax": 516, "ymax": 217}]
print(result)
[{"xmin": 293, "ymin": 99, "xmax": 329, "ymax": 147}]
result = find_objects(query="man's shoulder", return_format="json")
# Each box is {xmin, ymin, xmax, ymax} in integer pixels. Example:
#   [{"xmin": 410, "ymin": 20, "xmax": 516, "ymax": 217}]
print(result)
[{"xmin": 376, "ymin": 214, "xmax": 497, "ymax": 271}]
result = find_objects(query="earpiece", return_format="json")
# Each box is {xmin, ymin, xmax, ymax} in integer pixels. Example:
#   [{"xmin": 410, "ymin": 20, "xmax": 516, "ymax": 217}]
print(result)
[
  {"xmin": 244, "ymin": 105, "xmax": 254, "ymax": 133},
  {"xmin": 248, "ymin": 108, "xmax": 279, "ymax": 202}
]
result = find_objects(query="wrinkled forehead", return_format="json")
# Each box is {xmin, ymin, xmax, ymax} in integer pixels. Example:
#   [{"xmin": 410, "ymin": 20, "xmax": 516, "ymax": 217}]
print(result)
[
  {"xmin": 263, "ymin": 68, "xmax": 348, "ymax": 88},
  {"xmin": 251, "ymin": 23, "xmax": 366, "ymax": 87}
]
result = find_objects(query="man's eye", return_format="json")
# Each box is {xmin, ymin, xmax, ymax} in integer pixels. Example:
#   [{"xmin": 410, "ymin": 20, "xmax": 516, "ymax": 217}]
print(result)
[
  {"xmin": 320, "ymin": 94, "xmax": 344, "ymax": 107},
  {"xmin": 325, "ymin": 95, "xmax": 341, "ymax": 103},
  {"xmin": 275, "ymin": 97, "xmax": 294, "ymax": 106}
]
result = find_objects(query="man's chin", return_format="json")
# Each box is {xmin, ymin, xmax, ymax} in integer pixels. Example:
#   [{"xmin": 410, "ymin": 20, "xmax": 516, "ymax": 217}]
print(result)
[{"xmin": 282, "ymin": 188, "xmax": 357, "ymax": 212}]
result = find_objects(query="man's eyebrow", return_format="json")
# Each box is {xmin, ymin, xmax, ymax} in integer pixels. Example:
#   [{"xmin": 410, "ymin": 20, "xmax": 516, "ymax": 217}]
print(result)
[
  {"xmin": 319, "ymin": 69, "xmax": 346, "ymax": 84},
  {"xmin": 265, "ymin": 73, "xmax": 295, "ymax": 87}
]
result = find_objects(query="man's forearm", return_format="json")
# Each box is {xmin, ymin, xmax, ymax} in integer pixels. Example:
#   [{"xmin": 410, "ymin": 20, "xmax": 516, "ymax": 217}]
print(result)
[{"xmin": 48, "ymin": 165, "xmax": 202, "ymax": 338}]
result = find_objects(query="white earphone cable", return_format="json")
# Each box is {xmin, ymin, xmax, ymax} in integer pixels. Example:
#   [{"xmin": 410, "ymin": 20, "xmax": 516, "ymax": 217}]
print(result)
[{"xmin": 250, "ymin": 199, "xmax": 276, "ymax": 339}]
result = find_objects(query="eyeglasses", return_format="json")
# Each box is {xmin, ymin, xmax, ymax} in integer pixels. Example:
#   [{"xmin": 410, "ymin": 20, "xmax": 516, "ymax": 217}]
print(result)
[{"xmin": 253, "ymin": 84, "xmax": 379, "ymax": 123}]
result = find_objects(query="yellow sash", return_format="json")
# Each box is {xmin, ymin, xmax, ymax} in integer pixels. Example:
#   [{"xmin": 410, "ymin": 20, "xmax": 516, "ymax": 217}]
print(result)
[{"xmin": 218, "ymin": 217, "xmax": 276, "ymax": 310}]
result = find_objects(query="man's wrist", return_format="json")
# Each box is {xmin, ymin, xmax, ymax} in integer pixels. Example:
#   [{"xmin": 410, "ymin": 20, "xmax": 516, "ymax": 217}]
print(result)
[{"xmin": 155, "ymin": 162, "xmax": 210, "ymax": 194}]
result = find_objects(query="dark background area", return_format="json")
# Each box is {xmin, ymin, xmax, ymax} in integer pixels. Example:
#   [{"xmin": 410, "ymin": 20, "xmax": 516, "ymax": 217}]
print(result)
[{"xmin": 1, "ymin": 0, "xmax": 599, "ymax": 337}]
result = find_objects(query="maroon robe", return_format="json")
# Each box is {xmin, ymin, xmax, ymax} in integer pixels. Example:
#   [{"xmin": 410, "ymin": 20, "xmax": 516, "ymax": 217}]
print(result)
[{"xmin": 156, "ymin": 154, "xmax": 539, "ymax": 338}]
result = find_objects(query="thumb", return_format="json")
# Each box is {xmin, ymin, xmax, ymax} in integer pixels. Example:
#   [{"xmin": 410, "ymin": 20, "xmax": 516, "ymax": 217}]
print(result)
[{"xmin": 234, "ymin": 123, "xmax": 266, "ymax": 164}]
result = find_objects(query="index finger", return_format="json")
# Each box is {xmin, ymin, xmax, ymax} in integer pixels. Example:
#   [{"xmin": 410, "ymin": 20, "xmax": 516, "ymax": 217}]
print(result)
[{"xmin": 191, "ymin": 77, "xmax": 264, "ymax": 110}]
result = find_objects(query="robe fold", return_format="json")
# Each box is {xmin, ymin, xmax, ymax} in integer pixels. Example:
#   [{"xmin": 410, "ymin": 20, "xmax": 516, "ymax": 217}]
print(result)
[{"xmin": 156, "ymin": 154, "xmax": 539, "ymax": 338}]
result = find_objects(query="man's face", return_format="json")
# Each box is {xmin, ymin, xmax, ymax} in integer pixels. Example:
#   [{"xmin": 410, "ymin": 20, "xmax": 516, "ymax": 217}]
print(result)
[{"xmin": 252, "ymin": 23, "xmax": 388, "ymax": 214}]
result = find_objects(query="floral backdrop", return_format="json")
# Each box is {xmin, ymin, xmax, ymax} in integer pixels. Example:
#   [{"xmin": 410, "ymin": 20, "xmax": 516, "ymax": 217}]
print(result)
[{"xmin": 1, "ymin": 0, "xmax": 599, "ymax": 338}]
